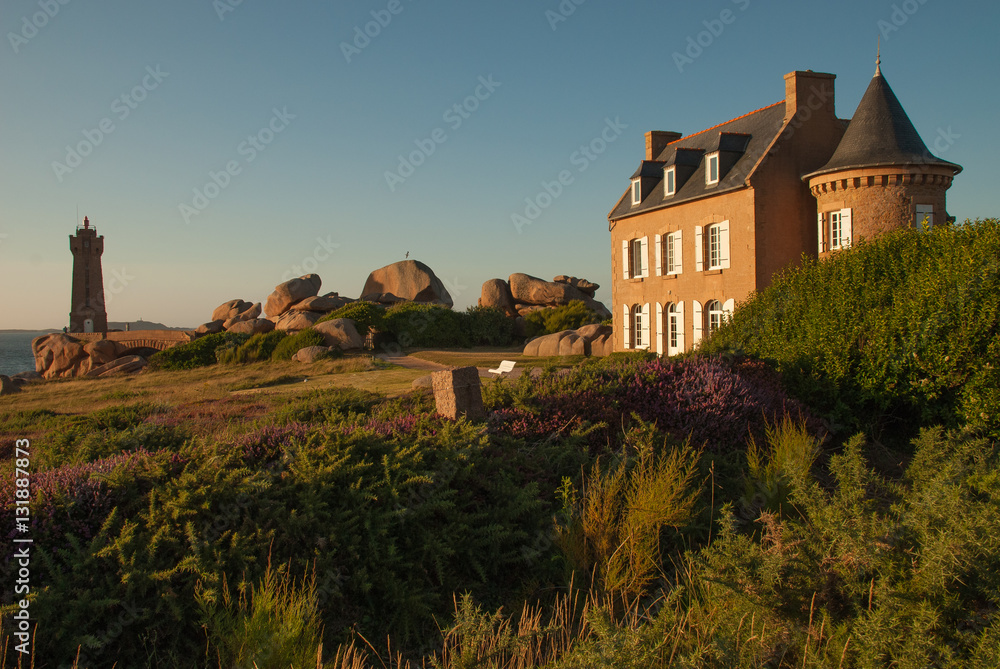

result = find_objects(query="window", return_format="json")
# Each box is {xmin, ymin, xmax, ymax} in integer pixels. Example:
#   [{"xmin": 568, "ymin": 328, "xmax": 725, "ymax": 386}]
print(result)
[
  {"xmin": 706, "ymin": 300, "xmax": 724, "ymax": 335},
  {"xmin": 631, "ymin": 179, "xmax": 641, "ymax": 205},
  {"xmin": 625, "ymin": 303, "xmax": 650, "ymax": 350},
  {"xmin": 916, "ymin": 204, "xmax": 934, "ymax": 230},
  {"xmin": 631, "ymin": 238, "xmax": 643, "ymax": 277},
  {"xmin": 664, "ymin": 166, "xmax": 676, "ymax": 196},
  {"xmin": 706, "ymin": 153, "xmax": 719, "ymax": 185},
  {"xmin": 696, "ymin": 222, "xmax": 729, "ymax": 271},
  {"xmin": 668, "ymin": 303, "xmax": 680, "ymax": 352},
  {"xmin": 623, "ymin": 237, "xmax": 649, "ymax": 279},
  {"xmin": 819, "ymin": 208, "xmax": 853, "ymax": 251}
]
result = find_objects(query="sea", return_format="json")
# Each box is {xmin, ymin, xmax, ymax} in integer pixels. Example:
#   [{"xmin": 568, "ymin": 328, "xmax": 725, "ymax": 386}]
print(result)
[{"xmin": 0, "ymin": 332, "xmax": 48, "ymax": 376}]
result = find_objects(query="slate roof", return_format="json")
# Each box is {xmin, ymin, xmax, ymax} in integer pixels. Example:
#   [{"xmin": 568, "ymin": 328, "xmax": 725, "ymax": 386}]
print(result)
[
  {"xmin": 609, "ymin": 101, "xmax": 786, "ymax": 222},
  {"xmin": 804, "ymin": 69, "xmax": 962, "ymax": 180}
]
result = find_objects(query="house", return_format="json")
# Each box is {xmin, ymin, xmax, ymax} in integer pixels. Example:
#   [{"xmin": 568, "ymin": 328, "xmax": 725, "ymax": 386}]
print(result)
[{"xmin": 607, "ymin": 61, "xmax": 962, "ymax": 355}]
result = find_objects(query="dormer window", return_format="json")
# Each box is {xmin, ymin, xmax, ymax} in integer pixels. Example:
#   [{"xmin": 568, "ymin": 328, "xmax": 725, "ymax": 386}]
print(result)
[
  {"xmin": 631, "ymin": 179, "xmax": 641, "ymax": 205},
  {"xmin": 664, "ymin": 167, "xmax": 676, "ymax": 196},
  {"xmin": 706, "ymin": 153, "xmax": 720, "ymax": 185}
]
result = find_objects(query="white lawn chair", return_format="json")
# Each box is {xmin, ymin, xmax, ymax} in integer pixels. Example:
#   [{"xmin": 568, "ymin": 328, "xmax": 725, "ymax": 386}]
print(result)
[{"xmin": 488, "ymin": 360, "xmax": 516, "ymax": 376}]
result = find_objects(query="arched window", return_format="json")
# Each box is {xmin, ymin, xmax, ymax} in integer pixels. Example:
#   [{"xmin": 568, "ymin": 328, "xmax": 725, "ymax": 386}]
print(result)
[
  {"xmin": 706, "ymin": 300, "xmax": 724, "ymax": 335},
  {"xmin": 632, "ymin": 304, "xmax": 644, "ymax": 348},
  {"xmin": 668, "ymin": 303, "xmax": 680, "ymax": 351}
]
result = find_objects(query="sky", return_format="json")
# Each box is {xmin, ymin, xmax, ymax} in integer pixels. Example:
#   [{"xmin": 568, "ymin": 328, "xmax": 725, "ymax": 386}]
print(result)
[{"xmin": 1, "ymin": 0, "xmax": 998, "ymax": 329}]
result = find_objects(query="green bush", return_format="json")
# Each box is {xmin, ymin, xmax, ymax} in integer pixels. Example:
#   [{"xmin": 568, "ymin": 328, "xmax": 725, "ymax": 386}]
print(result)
[
  {"xmin": 270, "ymin": 328, "xmax": 327, "ymax": 361},
  {"xmin": 703, "ymin": 219, "xmax": 1000, "ymax": 442},
  {"xmin": 465, "ymin": 305, "xmax": 515, "ymax": 346},
  {"xmin": 524, "ymin": 301, "xmax": 602, "ymax": 338},
  {"xmin": 216, "ymin": 330, "xmax": 287, "ymax": 364},
  {"xmin": 383, "ymin": 302, "xmax": 471, "ymax": 348},
  {"xmin": 317, "ymin": 301, "xmax": 386, "ymax": 334},
  {"xmin": 148, "ymin": 332, "xmax": 250, "ymax": 371}
]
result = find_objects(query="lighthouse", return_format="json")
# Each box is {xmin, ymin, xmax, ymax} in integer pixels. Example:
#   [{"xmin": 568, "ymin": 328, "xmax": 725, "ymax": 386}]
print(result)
[{"xmin": 68, "ymin": 216, "xmax": 108, "ymax": 333}]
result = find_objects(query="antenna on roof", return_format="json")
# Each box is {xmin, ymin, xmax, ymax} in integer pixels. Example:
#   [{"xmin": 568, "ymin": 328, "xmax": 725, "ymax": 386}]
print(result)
[{"xmin": 875, "ymin": 36, "xmax": 882, "ymax": 77}]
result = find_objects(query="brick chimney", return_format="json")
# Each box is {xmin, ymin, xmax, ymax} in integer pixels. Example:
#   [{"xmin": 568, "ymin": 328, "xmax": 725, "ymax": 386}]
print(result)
[
  {"xmin": 783, "ymin": 71, "xmax": 837, "ymax": 124},
  {"xmin": 645, "ymin": 130, "xmax": 682, "ymax": 160}
]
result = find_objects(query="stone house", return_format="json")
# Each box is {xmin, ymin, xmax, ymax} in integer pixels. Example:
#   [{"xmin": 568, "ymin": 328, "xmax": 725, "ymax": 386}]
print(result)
[{"xmin": 607, "ymin": 62, "xmax": 962, "ymax": 355}]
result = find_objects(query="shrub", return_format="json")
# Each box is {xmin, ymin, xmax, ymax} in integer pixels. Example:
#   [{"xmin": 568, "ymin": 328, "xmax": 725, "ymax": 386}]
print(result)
[
  {"xmin": 216, "ymin": 330, "xmax": 287, "ymax": 364},
  {"xmin": 524, "ymin": 301, "xmax": 602, "ymax": 338},
  {"xmin": 465, "ymin": 305, "xmax": 515, "ymax": 346},
  {"xmin": 317, "ymin": 301, "xmax": 387, "ymax": 334},
  {"xmin": 703, "ymin": 219, "xmax": 1000, "ymax": 442},
  {"xmin": 270, "ymin": 328, "xmax": 327, "ymax": 361},
  {"xmin": 148, "ymin": 332, "xmax": 250, "ymax": 370},
  {"xmin": 383, "ymin": 302, "xmax": 471, "ymax": 348}
]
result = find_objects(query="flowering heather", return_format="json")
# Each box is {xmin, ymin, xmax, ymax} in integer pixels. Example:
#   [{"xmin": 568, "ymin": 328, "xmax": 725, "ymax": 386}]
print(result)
[
  {"xmin": 1, "ymin": 451, "xmax": 152, "ymax": 545},
  {"xmin": 488, "ymin": 356, "xmax": 810, "ymax": 453},
  {"xmin": 235, "ymin": 422, "xmax": 311, "ymax": 464}
]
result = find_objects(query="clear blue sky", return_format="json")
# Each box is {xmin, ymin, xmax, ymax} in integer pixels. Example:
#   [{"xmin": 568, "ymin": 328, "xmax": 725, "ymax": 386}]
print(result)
[{"xmin": 1, "ymin": 0, "xmax": 997, "ymax": 329}]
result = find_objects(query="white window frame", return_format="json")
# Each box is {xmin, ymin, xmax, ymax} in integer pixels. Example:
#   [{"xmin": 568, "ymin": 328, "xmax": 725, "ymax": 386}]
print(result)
[
  {"xmin": 706, "ymin": 153, "xmax": 719, "ymax": 185},
  {"xmin": 664, "ymin": 166, "xmax": 676, "ymax": 196},
  {"xmin": 631, "ymin": 179, "xmax": 641, "ymax": 205},
  {"xmin": 630, "ymin": 303, "xmax": 650, "ymax": 350},
  {"xmin": 665, "ymin": 231, "xmax": 683, "ymax": 275},
  {"xmin": 705, "ymin": 221, "xmax": 730, "ymax": 270},
  {"xmin": 827, "ymin": 208, "xmax": 853, "ymax": 251},
  {"xmin": 622, "ymin": 303, "xmax": 631, "ymax": 348},
  {"xmin": 706, "ymin": 300, "xmax": 724, "ymax": 335},
  {"xmin": 916, "ymin": 204, "xmax": 934, "ymax": 230}
]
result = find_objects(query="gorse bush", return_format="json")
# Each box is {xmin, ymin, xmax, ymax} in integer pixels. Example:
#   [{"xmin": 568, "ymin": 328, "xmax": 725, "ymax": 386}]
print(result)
[
  {"xmin": 149, "ymin": 332, "xmax": 250, "ymax": 370},
  {"xmin": 270, "ymin": 327, "xmax": 327, "ymax": 361},
  {"xmin": 703, "ymin": 218, "xmax": 1000, "ymax": 442},
  {"xmin": 465, "ymin": 305, "xmax": 515, "ymax": 346},
  {"xmin": 216, "ymin": 330, "xmax": 287, "ymax": 364},
  {"xmin": 317, "ymin": 301, "xmax": 387, "ymax": 333},
  {"xmin": 384, "ymin": 302, "xmax": 471, "ymax": 348},
  {"xmin": 524, "ymin": 300, "xmax": 603, "ymax": 338}
]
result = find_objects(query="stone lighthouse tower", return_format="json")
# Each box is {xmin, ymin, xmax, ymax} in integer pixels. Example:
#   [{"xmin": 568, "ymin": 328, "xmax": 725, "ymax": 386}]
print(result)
[{"xmin": 69, "ymin": 216, "xmax": 108, "ymax": 333}]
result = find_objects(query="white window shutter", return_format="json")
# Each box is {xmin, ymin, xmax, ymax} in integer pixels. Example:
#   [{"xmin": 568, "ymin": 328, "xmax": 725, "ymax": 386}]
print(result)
[
  {"xmin": 677, "ymin": 301, "xmax": 686, "ymax": 353},
  {"xmin": 622, "ymin": 240, "xmax": 630, "ymax": 280},
  {"xmin": 675, "ymin": 231, "xmax": 684, "ymax": 275},
  {"xmin": 841, "ymin": 208, "xmax": 852, "ymax": 248},
  {"xmin": 817, "ymin": 213, "xmax": 825, "ymax": 254},
  {"xmin": 720, "ymin": 220, "xmax": 731, "ymax": 269},
  {"xmin": 641, "ymin": 303, "xmax": 651, "ymax": 349},
  {"xmin": 654, "ymin": 234, "xmax": 662, "ymax": 276},
  {"xmin": 655, "ymin": 302, "xmax": 664, "ymax": 356},
  {"xmin": 692, "ymin": 300, "xmax": 703, "ymax": 347},
  {"xmin": 639, "ymin": 236, "xmax": 649, "ymax": 277},
  {"xmin": 695, "ymin": 226, "xmax": 703, "ymax": 271},
  {"xmin": 622, "ymin": 304, "xmax": 630, "ymax": 348},
  {"xmin": 723, "ymin": 298, "xmax": 735, "ymax": 322}
]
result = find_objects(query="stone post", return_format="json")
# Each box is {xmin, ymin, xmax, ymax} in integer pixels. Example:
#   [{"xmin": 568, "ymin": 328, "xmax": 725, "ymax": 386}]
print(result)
[{"xmin": 431, "ymin": 366, "xmax": 485, "ymax": 421}]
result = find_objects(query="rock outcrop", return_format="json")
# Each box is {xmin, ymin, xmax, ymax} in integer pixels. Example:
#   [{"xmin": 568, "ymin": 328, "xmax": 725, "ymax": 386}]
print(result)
[
  {"xmin": 31, "ymin": 334, "xmax": 91, "ymax": 379},
  {"xmin": 478, "ymin": 274, "xmax": 611, "ymax": 323},
  {"xmin": 212, "ymin": 299, "xmax": 254, "ymax": 322},
  {"xmin": 86, "ymin": 355, "xmax": 148, "ymax": 378},
  {"xmin": 226, "ymin": 319, "xmax": 276, "ymax": 336},
  {"xmin": 292, "ymin": 346, "xmax": 335, "ymax": 364},
  {"xmin": 223, "ymin": 302, "xmax": 262, "ymax": 329},
  {"xmin": 290, "ymin": 294, "xmax": 352, "ymax": 313},
  {"xmin": 313, "ymin": 319, "xmax": 364, "ymax": 351},
  {"xmin": 196, "ymin": 320, "xmax": 225, "ymax": 335},
  {"xmin": 274, "ymin": 310, "xmax": 322, "ymax": 332},
  {"xmin": 360, "ymin": 260, "xmax": 453, "ymax": 307},
  {"xmin": 478, "ymin": 279, "xmax": 517, "ymax": 317},
  {"xmin": 522, "ymin": 324, "xmax": 613, "ymax": 358},
  {"xmin": 265, "ymin": 274, "xmax": 322, "ymax": 319}
]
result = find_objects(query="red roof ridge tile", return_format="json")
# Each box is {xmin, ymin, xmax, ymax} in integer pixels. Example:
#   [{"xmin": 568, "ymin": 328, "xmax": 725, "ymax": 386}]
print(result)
[{"xmin": 668, "ymin": 100, "xmax": 784, "ymax": 146}]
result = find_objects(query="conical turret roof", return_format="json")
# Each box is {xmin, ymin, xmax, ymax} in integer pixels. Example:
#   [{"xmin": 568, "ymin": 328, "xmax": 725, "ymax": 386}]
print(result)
[{"xmin": 805, "ymin": 67, "xmax": 961, "ymax": 179}]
